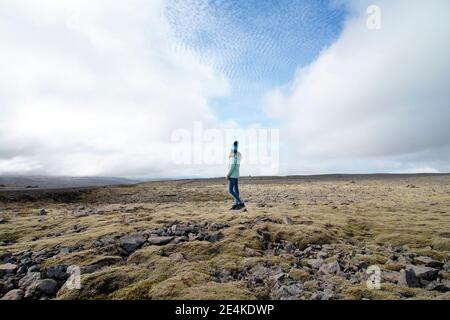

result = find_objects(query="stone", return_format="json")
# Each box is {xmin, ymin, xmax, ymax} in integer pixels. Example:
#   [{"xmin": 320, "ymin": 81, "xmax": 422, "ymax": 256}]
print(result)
[
  {"xmin": 169, "ymin": 252, "xmax": 185, "ymax": 262},
  {"xmin": 120, "ymin": 234, "xmax": 146, "ymax": 253},
  {"xmin": 398, "ymin": 269, "xmax": 420, "ymax": 288},
  {"xmin": 80, "ymin": 264, "xmax": 103, "ymax": 274},
  {"xmin": 305, "ymin": 259, "xmax": 323, "ymax": 270},
  {"xmin": 188, "ymin": 233, "xmax": 198, "ymax": 241},
  {"xmin": 46, "ymin": 265, "xmax": 68, "ymax": 281},
  {"xmin": 25, "ymin": 279, "xmax": 58, "ymax": 298},
  {"xmin": 244, "ymin": 247, "xmax": 262, "ymax": 257},
  {"xmin": 173, "ymin": 236, "xmax": 188, "ymax": 244},
  {"xmin": 16, "ymin": 266, "xmax": 27, "ymax": 275},
  {"xmin": 319, "ymin": 261, "xmax": 341, "ymax": 275},
  {"xmin": 206, "ymin": 232, "xmax": 222, "ymax": 243},
  {"xmin": 413, "ymin": 256, "xmax": 444, "ymax": 269},
  {"xmin": 0, "ymin": 251, "xmax": 12, "ymax": 262},
  {"xmin": 39, "ymin": 208, "xmax": 47, "ymax": 215},
  {"xmin": 28, "ymin": 265, "xmax": 40, "ymax": 273},
  {"xmin": 20, "ymin": 257, "xmax": 32, "ymax": 267},
  {"xmin": 425, "ymin": 281, "xmax": 449, "ymax": 292},
  {"xmin": 0, "ymin": 263, "xmax": 18, "ymax": 275},
  {"xmin": 147, "ymin": 236, "xmax": 173, "ymax": 246},
  {"xmin": 58, "ymin": 247, "xmax": 70, "ymax": 255},
  {"xmin": 406, "ymin": 265, "xmax": 439, "ymax": 282},
  {"xmin": 301, "ymin": 246, "xmax": 313, "ymax": 256},
  {"xmin": 18, "ymin": 271, "xmax": 41, "ymax": 288},
  {"xmin": 270, "ymin": 283, "xmax": 303, "ymax": 300},
  {"xmin": 282, "ymin": 216, "xmax": 294, "ymax": 225},
  {"xmin": 442, "ymin": 262, "xmax": 450, "ymax": 272},
  {"xmin": 1, "ymin": 289, "xmax": 24, "ymax": 300},
  {"xmin": 271, "ymin": 272, "xmax": 287, "ymax": 282},
  {"xmin": 382, "ymin": 271, "xmax": 400, "ymax": 283}
]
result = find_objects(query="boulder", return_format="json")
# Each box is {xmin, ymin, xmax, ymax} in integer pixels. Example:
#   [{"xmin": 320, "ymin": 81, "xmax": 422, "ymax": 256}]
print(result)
[
  {"xmin": 382, "ymin": 271, "xmax": 400, "ymax": 284},
  {"xmin": 270, "ymin": 283, "xmax": 303, "ymax": 300},
  {"xmin": 147, "ymin": 236, "xmax": 173, "ymax": 246},
  {"xmin": 1, "ymin": 289, "xmax": 24, "ymax": 300},
  {"xmin": 0, "ymin": 252, "xmax": 12, "ymax": 263},
  {"xmin": 206, "ymin": 232, "xmax": 222, "ymax": 243},
  {"xmin": 425, "ymin": 281, "xmax": 450, "ymax": 292},
  {"xmin": 0, "ymin": 263, "xmax": 18, "ymax": 275},
  {"xmin": 120, "ymin": 234, "xmax": 146, "ymax": 253},
  {"xmin": 46, "ymin": 265, "xmax": 68, "ymax": 281},
  {"xmin": 25, "ymin": 279, "xmax": 58, "ymax": 298},
  {"xmin": 173, "ymin": 236, "xmax": 188, "ymax": 244},
  {"xmin": 319, "ymin": 261, "xmax": 341, "ymax": 275},
  {"xmin": 16, "ymin": 266, "xmax": 27, "ymax": 275},
  {"xmin": 398, "ymin": 269, "xmax": 420, "ymax": 288},
  {"xmin": 406, "ymin": 265, "xmax": 439, "ymax": 282},
  {"xmin": 28, "ymin": 265, "xmax": 40, "ymax": 273},
  {"xmin": 18, "ymin": 272, "xmax": 41, "ymax": 288},
  {"xmin": 413, "ymin": 256, "xmax": 444, "ymax": 269},
  {"xmin": 305, "ymin": 259, "xmax": 323, "ymax": 270}
]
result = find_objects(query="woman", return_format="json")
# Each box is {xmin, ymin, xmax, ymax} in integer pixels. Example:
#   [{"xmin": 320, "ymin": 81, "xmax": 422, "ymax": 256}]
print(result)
[{"xmin": 226, "ymin": 141, "xmax": 245, "ymax": 210}]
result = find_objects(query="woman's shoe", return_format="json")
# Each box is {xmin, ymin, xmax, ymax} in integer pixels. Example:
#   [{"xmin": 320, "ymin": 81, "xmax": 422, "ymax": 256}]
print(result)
[{"xmin": 230, "ymin": 204, "xmax": 239, "ymax": 210}]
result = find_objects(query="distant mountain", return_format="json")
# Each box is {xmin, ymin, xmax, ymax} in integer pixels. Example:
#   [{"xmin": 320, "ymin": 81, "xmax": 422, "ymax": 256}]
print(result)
[{"xmin": 0, "ymin": 175, "xmax": 141, "ymax": 190}]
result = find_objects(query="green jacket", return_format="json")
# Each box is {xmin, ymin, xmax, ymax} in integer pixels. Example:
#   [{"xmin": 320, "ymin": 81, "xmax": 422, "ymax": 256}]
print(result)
[{"xmin": 227, "ymin": 154, "xmax": 240, "ymax": 178}]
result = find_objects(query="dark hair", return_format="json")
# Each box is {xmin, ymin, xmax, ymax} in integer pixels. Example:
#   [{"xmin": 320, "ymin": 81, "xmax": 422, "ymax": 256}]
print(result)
[{"xmin": 233, "ymin": 141, "xmax": 238, "ymax": 155}]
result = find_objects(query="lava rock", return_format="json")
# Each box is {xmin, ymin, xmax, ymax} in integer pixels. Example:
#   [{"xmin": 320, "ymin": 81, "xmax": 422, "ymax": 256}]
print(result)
[
  {"xmin": 0, "ymin": 263, "xmax": 18, "ymax": 275},
  {"xmin": 399, "ymin": 269, "xmax": 420, "ymax": 288},
  {"xmin": 413, "ymin": 256, "xmax": 444, "ymax": 269},
  {"xmin": 319, "ymin": 261, "xmax": 341, "ymax": 275},
  {"xmin": 0, "ymin": 252, "xmax": 12, "ymax": 263},
  {"xmin": 169, "ymin": 252, "xmax": 185, "ymax": 262},
  {"xmin": 425, "ymin": 281, "xmax": 450, "ymax": 292},
  {"xmin": 206, "ymin": 232, "xmax": 222, "ymax": 243},
  {"xmin": 406, "ymin": 265, "xmax": 439, "ymax": 282},
  {"xmin": 25, "ymin": 279, "xmax": 58, "ymax": 298},
  {"xmin": 28, "ymin": 265, "xmax": 40, "ymax": 273},
  {"xmin": 46, "ymin": 265, "xmax": 68, "ymax": 281},
  {"xmin": 305, "ymin": 259, "xmax": 323, "ymax": 270},
  {"xmin": 120, "ymin": 234, "xmax": 146, "ymax": 253},
  {"xmin": 18, "ymin": 271, "xmax": 41, "ymax": 289},
  {"xmin": 147, "ymin": 236, "xmax": 173, "ymax": 246},
  {"xmin": 382, "ymin": 271, "xmax": 400, "ymax": 284},
  {"xmin": 1, "ymin": 289, "xmax": 24, "ymax": 300}
]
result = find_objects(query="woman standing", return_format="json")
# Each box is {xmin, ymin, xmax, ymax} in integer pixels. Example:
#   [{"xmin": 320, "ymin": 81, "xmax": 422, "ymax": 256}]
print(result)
[{"xmin": 226, "ymin": 141, "xmax": 245, "ymax": 210}]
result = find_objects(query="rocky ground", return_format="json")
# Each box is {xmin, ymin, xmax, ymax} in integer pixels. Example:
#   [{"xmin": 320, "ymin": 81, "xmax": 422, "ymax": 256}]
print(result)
[{"xmin": 0, "ymin": 174, "xmax": 449, "ymax": 300}]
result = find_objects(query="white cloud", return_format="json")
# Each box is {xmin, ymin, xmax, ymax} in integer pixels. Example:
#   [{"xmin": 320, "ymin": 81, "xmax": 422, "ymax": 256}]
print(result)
[
  {"xmin": 0, "ymin": 0, "xmax": 230, "ymax": 177},
  {"xmin": 265, "ymin": 0, "xmax": 450, "ymax": 174},
  {"xmin": 1, "ymin": 0, "xmax": 449, "ymax": 178}
]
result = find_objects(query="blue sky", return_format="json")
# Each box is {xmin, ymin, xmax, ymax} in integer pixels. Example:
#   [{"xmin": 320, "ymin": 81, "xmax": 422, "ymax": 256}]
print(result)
[{"xmin": 166, "ymin": 0, "xmax": 348, "ymax": 126}]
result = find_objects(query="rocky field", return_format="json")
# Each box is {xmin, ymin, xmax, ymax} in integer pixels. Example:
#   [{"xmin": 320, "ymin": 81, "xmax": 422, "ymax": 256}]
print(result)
[{"xmin": 0, "ymin": 174, "xmax": 449, "ymax": 300}]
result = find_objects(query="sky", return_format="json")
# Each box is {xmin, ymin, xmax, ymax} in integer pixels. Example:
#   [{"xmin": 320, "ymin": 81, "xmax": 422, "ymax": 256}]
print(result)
[{"xmin": 0, "ymin": 0, "xmax": 449, "ymax": 178}]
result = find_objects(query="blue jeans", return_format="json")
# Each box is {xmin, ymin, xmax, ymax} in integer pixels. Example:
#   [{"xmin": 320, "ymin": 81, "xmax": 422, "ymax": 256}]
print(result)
[{"xmin": 228, "ymin": 178, "xmax": 242, "ymax": 204}]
